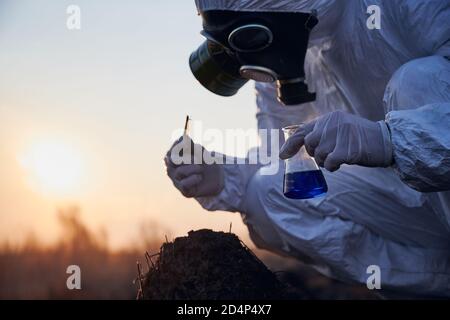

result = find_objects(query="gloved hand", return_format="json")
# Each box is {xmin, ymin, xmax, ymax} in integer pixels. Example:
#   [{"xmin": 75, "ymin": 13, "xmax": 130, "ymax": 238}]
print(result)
[
  {"xmin": 164, "ymin": 136, "xmax": 224, "ymax": 198},
  {"xmin": 279, "ymin": 111, "xmax": 393, "ymax": 171}
]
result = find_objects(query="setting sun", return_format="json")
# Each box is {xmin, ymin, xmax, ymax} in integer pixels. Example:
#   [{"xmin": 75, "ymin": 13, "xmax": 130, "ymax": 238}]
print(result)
[{"xmin": 19, "ymin": 141, "xmax": 85, "ymax": 197}]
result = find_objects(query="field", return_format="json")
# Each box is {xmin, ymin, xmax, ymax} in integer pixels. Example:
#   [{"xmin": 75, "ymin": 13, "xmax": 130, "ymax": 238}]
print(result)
[{"xmin": 0, "ymin": 208, "xmax": 376, "ymax": 300}]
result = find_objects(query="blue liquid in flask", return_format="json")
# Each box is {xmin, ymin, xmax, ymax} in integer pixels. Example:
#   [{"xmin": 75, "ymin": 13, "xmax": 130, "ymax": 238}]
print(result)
[{"xmin": 283, "ymin": 170, "xmax": 328, "ymax": 199}]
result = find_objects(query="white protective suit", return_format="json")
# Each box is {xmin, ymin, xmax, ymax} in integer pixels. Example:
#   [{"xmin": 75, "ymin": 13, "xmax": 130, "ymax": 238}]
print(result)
[{"xmin": 193, "ymin": 0, "xmax": 450, "ymax": 296}]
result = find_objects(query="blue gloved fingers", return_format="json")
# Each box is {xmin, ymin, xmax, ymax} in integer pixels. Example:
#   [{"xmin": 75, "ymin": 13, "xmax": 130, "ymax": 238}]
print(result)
[
  {"xmin": 322, "ymin": 131, "xmax": 349, "ymax": 171},
  {"xmin": 173, "ymin": 165, "xmax": 203, "ymax": 181},
  {"xmin": 175, "ymin": 174, "xmax": 203, "ymax": 198},
  {"xmin": 304, "ymin": 122, "xmax": 323, "ymax": 157},
  {"xmin": 304, "ymin": 132, "xmax": 316, "ymax": 157},
  {"xmin": 323, "ymin": 149, "xmax": 346, "ymax": 172},
  {"xmin": 164, "ymin": 154, "xmax": 176, "ymax": 171},
  {"xmin": 309, "ymin": 124, "xmax": 337, "ymax": 167},
  {"xmin": 279, "ymin": 122, "xmax": 315, "ymax": 160},
  {"xmin": 313, "ymin": 144, "xmax": 332, "ymax": 167},
  {"xmin": 279, "ymin": 134, "xmax": 305, "ymax": 160},
  {"xmin": 165, "ymin": 158, "xmax": 177, "ymax": 181}
]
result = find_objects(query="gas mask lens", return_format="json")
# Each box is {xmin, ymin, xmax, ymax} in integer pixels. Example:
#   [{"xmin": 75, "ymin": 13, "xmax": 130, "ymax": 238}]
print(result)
[
  {"xmin": 229, "ymin": 24, "xmax": 278, "ymax": 83},
  {"xmin": 228, "ymin": 24, "xmax": 273, "ymax": 52}
]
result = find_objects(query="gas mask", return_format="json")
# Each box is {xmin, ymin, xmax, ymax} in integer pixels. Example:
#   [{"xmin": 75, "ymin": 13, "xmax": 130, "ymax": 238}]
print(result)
[{"xmin": 189, "ymin": 10, "xmax": 318, "ymax": 106}]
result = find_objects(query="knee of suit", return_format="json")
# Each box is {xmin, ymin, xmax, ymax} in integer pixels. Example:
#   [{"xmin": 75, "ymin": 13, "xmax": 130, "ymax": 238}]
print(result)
[{"xmin": 244, "ymin": 166, "xmax": 284, "ymax": 213}]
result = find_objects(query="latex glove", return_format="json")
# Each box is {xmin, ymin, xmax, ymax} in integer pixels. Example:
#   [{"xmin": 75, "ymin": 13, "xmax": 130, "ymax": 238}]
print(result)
[
  {"xmin": 279, "ymin": 111, "xmax": 393, "ymax": 171},
  {"xmin": 164, "ymin": 136, "xmax": 224, "ymax": 198}
]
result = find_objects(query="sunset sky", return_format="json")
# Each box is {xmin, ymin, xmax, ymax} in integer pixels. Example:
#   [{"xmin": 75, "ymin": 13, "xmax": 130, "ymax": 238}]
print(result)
[{"xmin": 0, "ymin": 0, "xmax": 258, "ymax": 248}]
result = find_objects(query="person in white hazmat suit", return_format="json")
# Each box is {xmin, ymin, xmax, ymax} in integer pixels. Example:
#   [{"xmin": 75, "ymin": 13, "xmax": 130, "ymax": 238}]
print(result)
[{"xmin": 165, "ymin": 0, "xmax": 450, "ymax": 296}]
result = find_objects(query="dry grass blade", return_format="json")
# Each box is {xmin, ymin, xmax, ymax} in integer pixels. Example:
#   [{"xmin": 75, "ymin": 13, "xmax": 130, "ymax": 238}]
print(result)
[{"xmin": 136, "ymin": 261, "xmax": 144, "ymax": 300}]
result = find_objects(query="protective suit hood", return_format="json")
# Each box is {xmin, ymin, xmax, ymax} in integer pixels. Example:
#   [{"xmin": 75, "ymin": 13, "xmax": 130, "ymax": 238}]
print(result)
[
  {"xmin": 195, "ymin": 0, "xmax": 335, "ymax": 14},
  {"xmin": 195, "ymin": 0, "xmax": 341, "ymax": 42}
]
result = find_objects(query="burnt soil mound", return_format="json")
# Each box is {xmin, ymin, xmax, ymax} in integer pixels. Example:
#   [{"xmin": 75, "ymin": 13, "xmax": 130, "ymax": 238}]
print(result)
[{"xmin": 139, "ymin": 229, "xmax": 304, "ymax": 300}]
